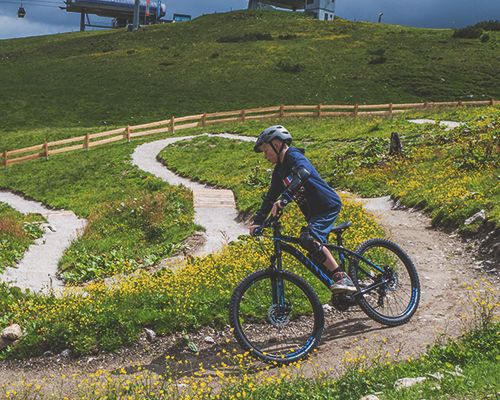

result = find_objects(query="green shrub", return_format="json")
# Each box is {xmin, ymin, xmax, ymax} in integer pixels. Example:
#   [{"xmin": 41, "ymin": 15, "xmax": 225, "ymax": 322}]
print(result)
[
  {"xmin": 60, "ymin": 189, "xmax": 192, "ymax": 283},
  {"xmin": 278, "ymin": 33, "xmax": 297, "ymax": 40},
  {"xmin": 452, "ymin": 26, "xmax": 483, "ymax": 39},
  {"xmin": 368, "ymin": 47, "xmax": 387, "ymax": 64},
  {"xmin": 217, "ymin": 32, "xmax": 273, "ymax": 43},
  {"xmin": 480, "ymin": 32, "xmax": 490, "ymax": 43},
  {"xmin": 0, "ymin": 203, "xmax": 45, "ymax": 272},
  {"xmin": 473, "ymin": 20, "xmax": 500, "ymax": 31},
  {"xmin": 276, "ymin": 60, "xmax": 305, "ymax": 73}
]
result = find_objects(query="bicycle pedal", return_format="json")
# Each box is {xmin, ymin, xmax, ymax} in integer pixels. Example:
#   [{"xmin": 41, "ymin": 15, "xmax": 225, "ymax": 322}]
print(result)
[{"xmin": 330, "ymin": 293, "xmax": 356, "ymax": 312}]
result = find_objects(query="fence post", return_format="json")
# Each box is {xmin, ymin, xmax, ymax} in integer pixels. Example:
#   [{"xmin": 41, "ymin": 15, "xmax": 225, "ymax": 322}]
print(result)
[
  {"xmin": 316, "ymin": 104, "xmax": 322, "ymax": 118},
  {"xmin": 170, "ymin": 116, "xmax": 175, "ymax": 134},
  {"xmin": 240, "ymin": 109, "xmax": 246, "ymax": 122},
  {"xmin": 389, "ymin": 103, "xmax": 393, "ymax": 116},
  {"xmin": 354, "ymin": 104, "xmax": 359, "ymax": 117},
  {"xmin": 43, "ymin": 142, "xmax": 49, "ymax": 160},
  {"xmin": 424, "ymin": 101, "xmax": 428, "ymax": 109},
  {"xmin": 490, "ymin": 98, "xmax": 495, "ymax": 106},
  {"xmin": 201, "ymin": 113, "xmax": 207, "ymax": 127},
  {"xmin": 84, "ymin": 133, "xmax": 90, "ymax": 150},
  {"xmin": 458, "ymin": 100, "xmax": 463, "ymax": 107},
  {"xmin": 279, "ymin": 105, "xmax": 284, "ymax": 118},
  {"xmin": 126, "ymin": 126, "xmax": 131, "ymax": 142},
  {"xmin": 2, "ymin": 151, "xmax": 7, "ymax": 168}
]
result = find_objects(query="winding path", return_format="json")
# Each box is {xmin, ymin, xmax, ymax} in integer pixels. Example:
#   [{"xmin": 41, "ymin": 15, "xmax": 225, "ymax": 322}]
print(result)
[
  {"xmin": 131, "ymin": 133, "xmax": 255, "ymax": 256},
  {"xmin": 407, "ymin": 119, "xmax": 462, "ymax": 131},
  {"xmin": 1, "ymin": 130, "xmax": 497, "ymax": 395},
  {"xmin": 0, "ymin": 191, "xmax": 86, "ymax": 293},
  {"xmin": 0, "ymin": 133, "xmax": 254, "ymax": 292},
  {"xmin": 0, "ymin": 121, "xmax": 464, "ymax": 292},
  {"xmin": 1, "ymin": 194, "xmax": 495, "ymax": 395}
]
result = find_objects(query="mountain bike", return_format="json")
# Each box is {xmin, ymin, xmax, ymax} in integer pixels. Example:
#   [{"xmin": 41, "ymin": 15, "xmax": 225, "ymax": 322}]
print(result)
[{"xmin": 229, "ymin": 212, "xmax": 420, "ymax": 365}]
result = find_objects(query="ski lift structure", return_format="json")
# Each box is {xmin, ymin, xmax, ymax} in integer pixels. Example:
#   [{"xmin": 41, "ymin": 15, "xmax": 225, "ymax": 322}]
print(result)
[
  {"xmin": 18, "ymin": 1, "xmax": 26, "ymax": 18},
  {"xmin": 62, "ymin": 0, "xmax": 166, "ymax": 31}
]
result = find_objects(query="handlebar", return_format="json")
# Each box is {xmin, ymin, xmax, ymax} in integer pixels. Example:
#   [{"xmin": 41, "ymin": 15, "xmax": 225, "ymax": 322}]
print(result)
[{"xmin": 252, "ymin": 209, "xmax": 283, "ymax": 237}]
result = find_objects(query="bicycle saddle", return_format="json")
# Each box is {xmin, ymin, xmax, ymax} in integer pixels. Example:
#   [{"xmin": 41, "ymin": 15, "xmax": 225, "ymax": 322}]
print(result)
[{"xmin": 331, "ymin": 221, "xmax": 352, "ymax": 234}]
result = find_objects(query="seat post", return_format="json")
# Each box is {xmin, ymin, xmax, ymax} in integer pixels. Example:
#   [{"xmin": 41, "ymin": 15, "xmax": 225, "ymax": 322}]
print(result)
[{"xmin": 336, "ymin": 231, "xmax": 343, "ymax": 247}]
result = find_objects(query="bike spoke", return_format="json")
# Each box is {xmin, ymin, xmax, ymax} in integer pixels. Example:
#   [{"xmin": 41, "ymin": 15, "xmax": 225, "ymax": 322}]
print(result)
[
  {"xmin": 350, "ymin": 239, "xmax": 420, "ymax": 324},
  {"xmin": 233, "ymin": 272, "xmax": 321, "ymax": 362}
]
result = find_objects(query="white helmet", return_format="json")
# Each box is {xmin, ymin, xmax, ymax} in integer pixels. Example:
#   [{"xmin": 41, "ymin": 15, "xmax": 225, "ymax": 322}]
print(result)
[{"xmin": 254, "ymin": 125, "xmax": 292, "ymax": 153}]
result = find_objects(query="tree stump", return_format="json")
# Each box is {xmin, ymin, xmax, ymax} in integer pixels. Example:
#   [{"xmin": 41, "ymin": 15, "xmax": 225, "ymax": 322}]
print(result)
[{"xmin": 389, "ymin": 132, "xmax": 403, "ymax": 157}]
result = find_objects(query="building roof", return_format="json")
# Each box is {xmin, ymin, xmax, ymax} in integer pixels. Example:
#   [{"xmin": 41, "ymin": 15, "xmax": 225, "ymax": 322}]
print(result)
[{"xmin": 259, "ymin": 1, "xmax": 306, "ymax": 10}]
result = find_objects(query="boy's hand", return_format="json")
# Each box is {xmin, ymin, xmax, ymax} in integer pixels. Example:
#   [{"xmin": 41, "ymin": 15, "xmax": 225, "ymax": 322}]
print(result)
[{"xmin": 271, "ymin": 200, "xmax": 284, "ymax": 216}]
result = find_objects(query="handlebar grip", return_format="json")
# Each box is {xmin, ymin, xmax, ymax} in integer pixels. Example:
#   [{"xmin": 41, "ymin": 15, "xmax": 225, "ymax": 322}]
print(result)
[{"xmin": 252, "ymin": 227, "xmax": 264, "ymax": 237}]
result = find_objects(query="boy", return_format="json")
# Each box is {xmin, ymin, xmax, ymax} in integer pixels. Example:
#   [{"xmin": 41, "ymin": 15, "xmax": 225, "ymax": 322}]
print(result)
[{"xmin": 249, "ymin": 125, "xmax": 356, "ymax": 293}]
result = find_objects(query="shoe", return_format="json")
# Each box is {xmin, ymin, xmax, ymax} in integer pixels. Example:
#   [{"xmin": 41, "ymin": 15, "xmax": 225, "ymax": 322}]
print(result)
[{"xmin": 330, "ymin": 271, "xmax": 357, "ymax": 293}]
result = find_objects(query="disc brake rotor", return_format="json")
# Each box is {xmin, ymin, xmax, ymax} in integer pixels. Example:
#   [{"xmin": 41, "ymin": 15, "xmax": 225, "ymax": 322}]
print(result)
[{"xmin": 267, "ymin": 304, "xmax": 290, "ymax": 328}]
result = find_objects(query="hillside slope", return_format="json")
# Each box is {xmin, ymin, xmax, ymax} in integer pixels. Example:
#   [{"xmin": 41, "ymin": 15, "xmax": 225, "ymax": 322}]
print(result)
[{"xmin": 0, "ymin": 10, "xmax": 499, "ymax": 135}]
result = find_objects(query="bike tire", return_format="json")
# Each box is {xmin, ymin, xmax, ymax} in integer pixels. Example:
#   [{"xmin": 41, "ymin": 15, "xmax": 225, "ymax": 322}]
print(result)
[
  {"xmin": 229, "ymin": 269, "xmax": 324, "ymax": 365},
  {"xmin": 349, "ymin": 238, "xmax": 420, "ymax": 326}
]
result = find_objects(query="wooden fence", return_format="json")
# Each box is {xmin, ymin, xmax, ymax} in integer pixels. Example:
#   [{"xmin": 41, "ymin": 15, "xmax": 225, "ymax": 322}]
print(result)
[{"xmin": 1, "ymin": 99, "xmax": 497, "ymax": 168}]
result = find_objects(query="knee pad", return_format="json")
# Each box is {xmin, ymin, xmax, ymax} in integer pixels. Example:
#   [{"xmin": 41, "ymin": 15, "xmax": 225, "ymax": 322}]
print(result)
[{"xmin": 299, "ymin": 229, "xmax": 326, "ymax": 265}]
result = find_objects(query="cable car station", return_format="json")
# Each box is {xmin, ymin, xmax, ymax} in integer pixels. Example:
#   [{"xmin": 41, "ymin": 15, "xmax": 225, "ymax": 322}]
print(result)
[{"xmin": 62, "ymin": 0, "xmax": 166, "ymax": 30}]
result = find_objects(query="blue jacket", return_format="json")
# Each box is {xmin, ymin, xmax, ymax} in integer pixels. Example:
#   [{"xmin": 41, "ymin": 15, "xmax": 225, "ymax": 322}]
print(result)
[{"xmin": 253, "ymin": 147, "xmax": 342, "ymax": 225}]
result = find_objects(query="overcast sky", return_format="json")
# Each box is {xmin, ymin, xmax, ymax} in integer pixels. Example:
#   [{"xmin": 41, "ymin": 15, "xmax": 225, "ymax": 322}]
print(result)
[{"xmin": 0, "ymin": 0, "xmax": 499, "ymax": 40}]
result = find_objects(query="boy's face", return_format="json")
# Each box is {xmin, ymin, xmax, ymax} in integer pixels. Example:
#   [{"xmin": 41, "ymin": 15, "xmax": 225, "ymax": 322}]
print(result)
[{"xmin": 260, "ymin": 142, "xmax": 279, "ymax": 165}]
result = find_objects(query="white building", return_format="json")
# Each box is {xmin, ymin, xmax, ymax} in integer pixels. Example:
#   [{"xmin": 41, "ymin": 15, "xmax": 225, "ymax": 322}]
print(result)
[{"xmin": 248, "ymin": 0, "xmax": 336, "ymax": 21}]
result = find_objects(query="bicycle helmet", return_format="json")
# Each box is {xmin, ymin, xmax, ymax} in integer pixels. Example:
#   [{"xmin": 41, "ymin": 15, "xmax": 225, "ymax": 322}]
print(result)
[{"xmin": 254, "ymin": 125, "xmax": 292, "ymax": 153}]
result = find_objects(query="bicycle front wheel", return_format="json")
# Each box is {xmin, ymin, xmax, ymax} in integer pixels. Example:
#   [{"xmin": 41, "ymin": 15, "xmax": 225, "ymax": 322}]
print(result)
[
  {"xmin": 229, "ymin": 269, "xmax": 324, "ymax": 364},
  {"xmin": 349, "ymin": 238, "xmax": 420, "ymax": 326}
]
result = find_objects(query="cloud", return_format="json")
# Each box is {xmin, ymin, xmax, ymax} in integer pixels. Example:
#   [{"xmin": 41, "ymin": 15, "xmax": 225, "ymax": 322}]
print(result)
[
  {"xmin": 0, "ymin": 15, "xmax": 78, "ymax": 39},
  {"xmin": 336, "ymin": 0, "xmax": 500, "ymax": 28},
  {"xmin": 1, "ymin": 0, "xmax": 499, "ymax": 40}
]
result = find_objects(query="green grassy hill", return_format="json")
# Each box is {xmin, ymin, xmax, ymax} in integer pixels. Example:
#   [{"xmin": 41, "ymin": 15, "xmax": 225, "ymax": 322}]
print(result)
[{"xmin": 0, "ymin": 10, "xmax": 499, "ymax": 140}]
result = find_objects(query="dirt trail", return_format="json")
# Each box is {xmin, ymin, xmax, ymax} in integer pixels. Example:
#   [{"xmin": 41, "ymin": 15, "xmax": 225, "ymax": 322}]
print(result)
[{"xmin": 1, "ymin": 194, "xmax": 496, "ymax": 393}]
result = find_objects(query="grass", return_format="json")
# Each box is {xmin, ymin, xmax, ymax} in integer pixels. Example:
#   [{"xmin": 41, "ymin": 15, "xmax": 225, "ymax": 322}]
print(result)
[
  {"xmin": 343, "ymin": 106, "xmax": 500, "ymax": 231},
  {"xmin": 0, "ymin": 8, "xmax": 497, "ymax": 397},
  {"xmin": 1, "ymin": 283, "xmax": 497, "ymax": 399},
  {"xmin": 230, "ymin": 325, "xmax": 500, "ymax": 400},
  {"xmin": 0, "ymin": 202, "xmax": 46, "ymax": 273},
  {"xmin": 159, "ymin": 106, "xmax": 499, "ymax": 233},
  {"xmin": 0, "ymin": 10, "xmax": 499, "ymax": 144},
  {"xmin": 0, "ymin": 197, "xmax": 382, "ymax": 359},
  {"xmin": 158, "ymin": 114, "xmax": 423, "ymax": 214},
  {"xmin": 0, "ymin": 134, "xmax": 197, "ymax": 283}
]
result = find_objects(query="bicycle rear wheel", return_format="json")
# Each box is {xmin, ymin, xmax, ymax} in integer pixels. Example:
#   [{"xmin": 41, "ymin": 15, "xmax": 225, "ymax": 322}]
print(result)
[
  {"xmin": 349, "ymin": 238, "xmax": 420, "ymax": 326},
  {"xmin": 229, "ymin": 269, "xmax": 324, "ymax": 364}
]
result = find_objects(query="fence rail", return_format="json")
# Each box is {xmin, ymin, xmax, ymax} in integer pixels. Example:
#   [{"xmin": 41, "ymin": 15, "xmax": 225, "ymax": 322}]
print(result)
[{"xmin": 1, "ymin": 99, "xmax": 497, "ymax": 168}]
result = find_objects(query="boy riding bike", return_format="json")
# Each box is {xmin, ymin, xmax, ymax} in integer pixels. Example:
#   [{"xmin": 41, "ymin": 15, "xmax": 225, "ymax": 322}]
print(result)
[{"xmin": 249, "ymin": 125, "xmax": 356, "ymax": 293}]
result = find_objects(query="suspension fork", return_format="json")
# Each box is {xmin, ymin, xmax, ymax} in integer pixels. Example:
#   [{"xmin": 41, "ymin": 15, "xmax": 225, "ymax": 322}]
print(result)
[{"xmin": 271, "ymin": 223, "xmax": 286, "ymax": 307}]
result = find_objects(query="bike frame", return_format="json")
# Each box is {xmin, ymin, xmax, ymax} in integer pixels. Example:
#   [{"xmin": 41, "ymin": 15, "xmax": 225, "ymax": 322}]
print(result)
[{"xmin": 267, "ymin": 221, "xmax": 388, "ymax": 305}]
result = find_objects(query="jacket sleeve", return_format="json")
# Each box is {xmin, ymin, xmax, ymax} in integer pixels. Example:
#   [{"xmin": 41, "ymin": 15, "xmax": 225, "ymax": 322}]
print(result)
[
  {"xmin": 278, "ymin": 166, "xmax": 310, "ymax": 206},
  {"xmin": 252, "ymin": 168, "xmax": 282, "ymax": 225}
]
